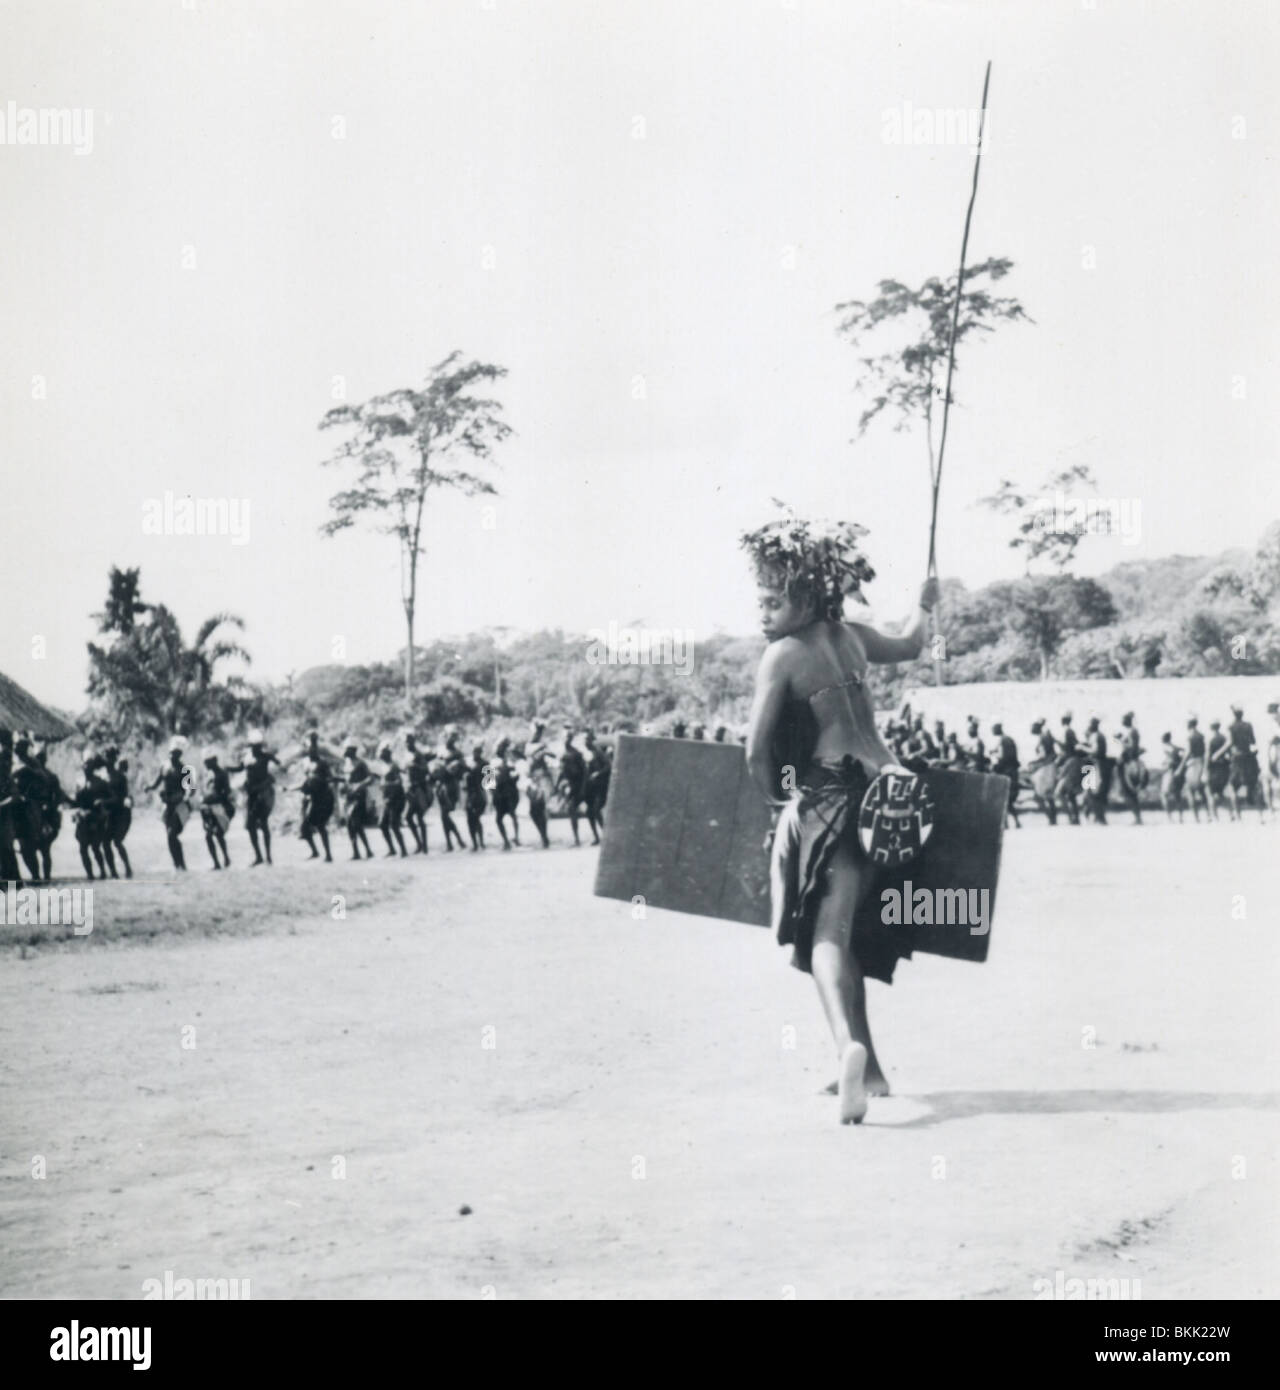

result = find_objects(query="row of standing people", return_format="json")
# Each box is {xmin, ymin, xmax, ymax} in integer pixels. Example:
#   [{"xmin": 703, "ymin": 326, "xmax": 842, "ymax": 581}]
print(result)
[
  {"xmin": 884, "ymin": 702, "xmax": 1278, "ymax": 827},
  {"xmin": 2, "ymin": 721, "xmax": 613, "ymax": 883},
  {"xmin": 0, "ymin": 729, "xmax": 133, "ymax": 885}
]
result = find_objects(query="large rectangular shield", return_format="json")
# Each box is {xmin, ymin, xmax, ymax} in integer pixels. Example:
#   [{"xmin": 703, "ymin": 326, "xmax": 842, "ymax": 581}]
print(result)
[{"xmin": 593, "ymin": 735, "xmax": 1008, "ymax": 964}]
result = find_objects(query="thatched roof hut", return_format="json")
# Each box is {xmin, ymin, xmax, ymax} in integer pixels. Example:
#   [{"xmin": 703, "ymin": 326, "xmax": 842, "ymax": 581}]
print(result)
[{"xmin": 0, "ymin": 670, "xmax": 77, "ymax": 740}]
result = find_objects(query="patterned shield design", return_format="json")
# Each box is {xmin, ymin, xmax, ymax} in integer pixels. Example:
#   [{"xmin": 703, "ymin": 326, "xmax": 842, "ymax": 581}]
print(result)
[{"xmin": 858, "ymin": 769, "xmax": 935, "ymax": 867}]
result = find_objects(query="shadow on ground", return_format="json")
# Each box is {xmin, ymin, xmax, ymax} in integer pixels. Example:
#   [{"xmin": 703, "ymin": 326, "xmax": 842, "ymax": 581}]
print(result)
[{"xmin": 888, "ymin": 1089, "xmax": 1280, "ymax": 1128}]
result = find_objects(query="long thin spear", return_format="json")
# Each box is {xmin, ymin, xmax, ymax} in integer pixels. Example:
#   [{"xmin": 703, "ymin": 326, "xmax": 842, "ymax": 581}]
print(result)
[{"xmin": 928, "ymin": 59, "xmax": 992, "ymax": 688}]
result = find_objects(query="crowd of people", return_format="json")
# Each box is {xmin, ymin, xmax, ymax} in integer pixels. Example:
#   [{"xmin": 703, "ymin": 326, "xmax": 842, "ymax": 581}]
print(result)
[
  {"xmin": 877, "ymin": 701, "xmax": 1280, "ymax": 828},
  {"xmin": 0, "ymin": 721, "xmax": 614, "ymax": 885},
  {"xmin": 5, "ymin": 696, "xmax": 1276, "ymax": 885}
]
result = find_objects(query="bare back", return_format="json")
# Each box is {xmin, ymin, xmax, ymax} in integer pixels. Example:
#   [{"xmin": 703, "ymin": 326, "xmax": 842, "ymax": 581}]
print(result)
[{"xmin": 775, "ymin": 620, "xmax": 895, "ymax": 776}]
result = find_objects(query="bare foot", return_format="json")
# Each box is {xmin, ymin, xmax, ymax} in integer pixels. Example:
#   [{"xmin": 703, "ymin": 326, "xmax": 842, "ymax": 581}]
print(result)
[
  {"xmin": 865, "ymin": 1062, "xmax": 891, "ymax": 1098},
  {"xmin": 838, "ymin": 1041, "xmax": 869, "ymax": 1125},
  {"xmin": 825, "ymin": 1059, "xmax": 890, "ymax": 1098}
]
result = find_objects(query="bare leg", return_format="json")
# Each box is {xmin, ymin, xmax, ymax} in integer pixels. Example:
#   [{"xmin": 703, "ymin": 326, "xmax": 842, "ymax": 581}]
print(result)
[{"xmin": 809, "ymin": 840, "xmax": 889, "ymax": 1112}]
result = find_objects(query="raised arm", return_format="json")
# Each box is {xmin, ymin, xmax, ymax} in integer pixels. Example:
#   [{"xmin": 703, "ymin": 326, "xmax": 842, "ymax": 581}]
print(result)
[
  {"xmin": 851, "ymin": 578, "xmax": 939, "ymax": 664},
  {"xmin": 745, "ymin": 641, "xmax": 792, "ymax": 807}
]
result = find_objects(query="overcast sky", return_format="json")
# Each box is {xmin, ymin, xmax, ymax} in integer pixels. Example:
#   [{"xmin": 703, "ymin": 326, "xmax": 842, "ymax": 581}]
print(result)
[{"xmin": 3, "ymin": 0, "xmax": 1277, "ymax": 710}]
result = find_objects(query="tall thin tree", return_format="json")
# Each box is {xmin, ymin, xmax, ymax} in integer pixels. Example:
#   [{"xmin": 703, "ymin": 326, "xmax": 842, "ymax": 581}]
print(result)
[{"xmin": 319, "ymin": 352, "xmax": 513, "ymax": 700}]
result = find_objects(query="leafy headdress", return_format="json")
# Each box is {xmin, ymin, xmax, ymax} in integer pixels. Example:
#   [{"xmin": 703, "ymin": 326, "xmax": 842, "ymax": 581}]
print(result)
[{"xmin": 740, "ymin": 500, "xmax": 876, "ymax": 620}]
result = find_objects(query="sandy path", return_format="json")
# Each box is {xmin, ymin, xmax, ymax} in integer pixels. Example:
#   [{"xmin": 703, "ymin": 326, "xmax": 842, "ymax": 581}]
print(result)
[{"xmin": 2, "ymin": 822, "xmax": 1277, "ymax": 1299}]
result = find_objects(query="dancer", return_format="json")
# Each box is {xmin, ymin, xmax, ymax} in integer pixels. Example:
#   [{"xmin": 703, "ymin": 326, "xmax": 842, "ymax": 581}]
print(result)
[
  {"xmin": 524, "ymin": 721, "xmax": 554, "ymax": 849},
  {"xmin": 741, "ymin": 511, "xmax": 938, "ymax": 1124},
  {"xmin": 1180, "ymin": 717, "xmax": 1209, "ymax": 823},
  {"xmin": 1158, "ymin": 732, "xmax": 1186, "ymax": 822},
  {"xmin": 1207, "ymin": 720, "xmax": 1233, "ymax": 820},
  {"xmin": 377, "ymin": 743, "xmax": 409, "ymax": 857},
  {"xmin": 1117, "ymin": 713, "xmax": 1145, "ymax": 825},
  {"xmin": 558, "ymin": 730, "xmax": 591, "ymax": 846},
  {"xmin": 1227, "ymin": 704, "xmax": 1264, "ymax": 822},
  {"xmin": 991, "ymin": 722, "xmax": 1021, "ymax": 829},
  {"xmin": 296, "ymin": 756, "xmax": 335, "ymax": 862},
  {"xmin": 146, "ymin": 738, "xmax": 194, "ymax": 870},
  {"xmin": 433, "ymin": 752, "xmax": 465, "ymax": 851},
  {"xmin": 1084, "ymin": 715, "xmax": 1111, "ymax": 824},
  {"xmin": 491, "ymin": 739, "xmax": 521, "ymax": 850},
  {"xmin": 229, "ymin": 733, "xmax": 278, "ymax": 865},
  {"xmin": 583, "ymin": 730, "xmax": 611, "ymax": 841},
  {"xmin": 340, "ymin": 739, "xmax": 376, "ymax": 860},
  {"xmin": 70, "ymin": 753, "xmax": 113, "ymax": 879},
  {"xmin": 404, "ymin": 733, "xmax": 433, "ymax": 854},
  {"xmin": 101, "ymin": 746, "xmax": 133, "ymax": 878},
  {"xmin": 199, "ymin": 752, "xmax": 235, "ymax": 869},
  {"xmin": 463, "ymin": 746, "xmax": 488, "ymax": 851}
]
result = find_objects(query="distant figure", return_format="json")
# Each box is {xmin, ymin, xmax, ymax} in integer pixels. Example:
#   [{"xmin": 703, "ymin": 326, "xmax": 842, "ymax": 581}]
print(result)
[
  {"xmin": 1055, "ymin": 714, "xmax": 1084, "ymax": 825},
  {"xmin": 340, "ymin": 740, "xmax": 376, "ymax": 861},
  {"xmin": 1158, "ymin": 732, "xmax": 1186, "ymax": 822},
  {"xmin": 100, "ymin": 745, "xmax": 133, "ymax": 878},
  {"xmin": 433, "ymin": 750, "xmax": 466, "ymax": 852},
  {"xmin": 524, "ymin": 721, "xmax": 554, "ymax": 849},
  {"xmin": 71, "ymin": 752, "xmax": 114, "ymax": 879},
  {"xmin": 146, "ymin": 738, "xmax": 194, "ymax": 871},
  {"xmin": 297, "ymin": 756, "xmax": 335, "ymax": 862},
  {"xmin": 1028, "ymin": 719, "xmax": 1059, "ymax": 825},
  {"xmin": 228, "ymin": 733, "xmax": 279, "ymax": 865},
  {"xmin": 1084, "ymin": 715, "xmax": 1111, "ymax": 824},
  {"xmin": 909, "ymin": 715, "xmax": 937, "ymax": 763},
  {"xmin": 1116, "ymin": 712, "xmax": 1145, "ymax": 825},
  {"xmin": 672, "ymin": 720, "xmax": 688, "ymax": 740},
  {"xmin": 491, "ymin": 739, "xmax": 521, "ymax": 850},
  {"xmin": 1180, "ymin": 717, "xmax": 1209, "ymax": 823},
  {"xmin": 377, "ymin": 743, "xmax": 409, "ymax": 858},
  {"xmin": 1227, "ymin": 704, "xmax": 1264, "ymax": 821},
  {"xmin": 0, "ymin": 729, "xmax": 22, "ymax": 886},
  {"xmin": 29, "ymin": 741, "xmax": 70, "ymax": 881},
  {"xmin": 692, "ymin": 724, "xmax": 706, "ymax": 741},
  {"xmin": 557, "ymin": 730, "xmax": 591, "ymax": 846},
  {"xmin": 463, "ymin": 746, "xmax": 488, "ymax": 851},
  {"xmin": 583, "ymin": 730, "xmax": 611, "ymax": 841},
  {"xmin": 964, "ymin": 717, "xmax": 988, "ymax": 773},
  {"xmin": 404, "ymin": 733, "xmax": 433, "ymax": 854},
  {"xmin": 199, "ymin": 753, "xmax": 235, "ymax": 869},
  {"xmin": 1206, "ymin": 720, "xmax": 1232, "ymax": 820},
  {"xmin": 713, "ymin": 726, "xmax": 728, "ymax": 743},
  {"xmin": 11, "ymin": 737, "xmax": 54, "ymax": 881},
  {"xmin": 992, "ymin": 722, "xmax": 1020, "ymax": 829},
  {"xmin": 1266, "ymin": 701, "xmax": 1280, "ymax": 813}
]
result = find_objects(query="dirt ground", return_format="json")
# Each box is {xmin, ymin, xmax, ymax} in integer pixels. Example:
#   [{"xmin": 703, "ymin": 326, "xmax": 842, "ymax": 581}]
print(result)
[{"xmin": 2, "ymin": 816, "xmax": 1277, "ymax": 1299}]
